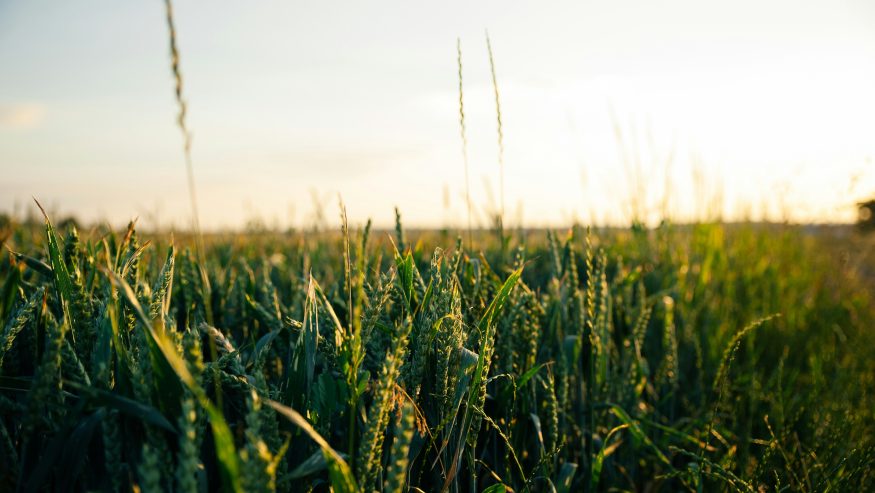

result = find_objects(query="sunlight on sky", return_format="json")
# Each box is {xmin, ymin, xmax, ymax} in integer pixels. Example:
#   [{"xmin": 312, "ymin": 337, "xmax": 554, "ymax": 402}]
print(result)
[{"xmin": 1, "ymin": 0, "xmax": 875, "ymax": 229}]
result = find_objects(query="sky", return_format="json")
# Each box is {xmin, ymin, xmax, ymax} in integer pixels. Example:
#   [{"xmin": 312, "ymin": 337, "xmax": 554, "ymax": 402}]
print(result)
[{"xmin": 2, "ymin": 0, "xmax": 875, "ymax": 230}]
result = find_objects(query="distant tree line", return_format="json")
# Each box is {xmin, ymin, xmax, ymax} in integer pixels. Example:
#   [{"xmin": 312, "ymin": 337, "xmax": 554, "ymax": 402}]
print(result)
[{"xmin": 860, "ymin": 200, "xmax": 875, "ymax": 231}]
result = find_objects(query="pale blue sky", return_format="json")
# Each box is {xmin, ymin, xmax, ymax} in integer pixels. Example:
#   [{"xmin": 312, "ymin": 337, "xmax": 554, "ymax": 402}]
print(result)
[{"xmin": 2, "ymin": 0, "xmax": 875, "ymax": 229}]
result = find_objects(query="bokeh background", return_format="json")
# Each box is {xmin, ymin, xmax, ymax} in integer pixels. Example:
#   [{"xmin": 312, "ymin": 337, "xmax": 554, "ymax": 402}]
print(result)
[{"xmin": 2, "ymin": 0, "xmax": 875, "ymax": 229}]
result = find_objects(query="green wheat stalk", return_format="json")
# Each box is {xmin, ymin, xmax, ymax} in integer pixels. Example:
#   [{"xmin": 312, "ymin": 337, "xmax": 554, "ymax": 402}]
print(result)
[{"xmin": 383, "ymin": 401, "xmax": 415, "ymax": 493}]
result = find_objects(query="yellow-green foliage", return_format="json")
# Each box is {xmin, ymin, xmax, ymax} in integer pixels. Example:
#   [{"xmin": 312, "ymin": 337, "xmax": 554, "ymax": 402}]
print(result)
[{"xmin": 0, "ymin": 215, "xmax": 874, "ymax": 492}]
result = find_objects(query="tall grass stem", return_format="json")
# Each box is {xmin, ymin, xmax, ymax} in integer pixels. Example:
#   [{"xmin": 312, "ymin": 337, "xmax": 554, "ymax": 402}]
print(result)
[
  {"xmin": 457, "ymin": 38, "xmax": 472, "ymax": 249},
  {"xmin": 486, "ymin": 31, "xmax": 505, "ymax": 234}
]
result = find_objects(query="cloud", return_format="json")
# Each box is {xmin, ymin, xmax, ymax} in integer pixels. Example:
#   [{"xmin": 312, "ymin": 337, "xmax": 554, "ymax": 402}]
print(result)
[{"xmin": 0, "ymin": 104, "xmax": 45, "ymax": 129}]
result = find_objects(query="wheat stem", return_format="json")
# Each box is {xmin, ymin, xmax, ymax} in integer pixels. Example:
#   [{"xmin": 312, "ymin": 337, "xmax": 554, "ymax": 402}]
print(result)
[{"xmin": 457, "ymin": 38, "xmax": 472, "ymax": 250}]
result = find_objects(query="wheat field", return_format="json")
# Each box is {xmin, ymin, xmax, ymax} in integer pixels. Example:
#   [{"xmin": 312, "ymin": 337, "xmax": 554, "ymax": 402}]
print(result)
[
  {"xmin": 0, "ymin": 213, "xmax": 873, "ymax": 492},
  {"xmin": 2, "ymin": 1, "xmax": 875, "ymax": 492}
]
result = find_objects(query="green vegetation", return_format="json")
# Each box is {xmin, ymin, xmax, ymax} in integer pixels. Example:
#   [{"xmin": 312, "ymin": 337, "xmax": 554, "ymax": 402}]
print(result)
[{"xmin": 0, "ymin": 212, "xmax": 873, "ymax": 492}]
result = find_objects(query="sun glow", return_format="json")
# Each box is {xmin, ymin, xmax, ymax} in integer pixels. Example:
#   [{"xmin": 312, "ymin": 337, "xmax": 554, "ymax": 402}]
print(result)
[{"xmin": 1, "ymin": 0, "xmax": 874, "ymax": 229}]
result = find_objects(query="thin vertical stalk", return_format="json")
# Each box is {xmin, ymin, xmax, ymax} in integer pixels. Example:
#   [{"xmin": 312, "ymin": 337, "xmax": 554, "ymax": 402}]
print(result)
[
  {"xmin": 164, "ymin": 1, "xmax": 205, "ymax": 253},
  {"xmin": 486, "ymin": 31, "xmax": 505, "ymax": 235},
  {"xmin": 164, "ymin": 6, "xmax": 215, "ymax": 419},
  {"xmin": 457, "ymin": 38, "xmax": 472, "ymax": 250},
  {"xmin": 164, "ymin": 0, "xmax": 201, "ymax": 245},
  {"xmin": 584, "ymin": 229, "xmax": 596, "ymax": 492}
]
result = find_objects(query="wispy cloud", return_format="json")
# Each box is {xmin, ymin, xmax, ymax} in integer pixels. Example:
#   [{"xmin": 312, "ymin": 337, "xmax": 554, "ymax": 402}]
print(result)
[{"xmin": 0, "ymin": 103, "xmax": 45, "ymax": 129}]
